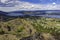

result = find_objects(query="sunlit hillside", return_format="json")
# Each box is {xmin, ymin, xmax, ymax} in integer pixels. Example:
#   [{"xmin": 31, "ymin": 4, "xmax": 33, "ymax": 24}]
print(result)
[{"xmin": 0, "ymin": 16, "xmax": 60, "ymax": 40}]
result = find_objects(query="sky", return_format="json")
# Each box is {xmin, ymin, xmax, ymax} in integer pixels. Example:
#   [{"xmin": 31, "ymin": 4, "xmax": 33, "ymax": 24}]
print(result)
[
  {"xmin": 0, "ymin": 0, "xmax": 60, "ymax": 12},
  {"xmin": 1, "ymin": 0, "xmax": 60, "ymax": 4},
  {"xmin": 20, "ymin": 0, "xmax": 60, "ymax": 4}
]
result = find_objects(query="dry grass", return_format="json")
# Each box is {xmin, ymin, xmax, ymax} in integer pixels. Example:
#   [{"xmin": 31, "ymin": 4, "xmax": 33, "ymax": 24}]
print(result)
[{"xmin": 0, "ymin": 17, "xmax": 60, "ymax": 40}]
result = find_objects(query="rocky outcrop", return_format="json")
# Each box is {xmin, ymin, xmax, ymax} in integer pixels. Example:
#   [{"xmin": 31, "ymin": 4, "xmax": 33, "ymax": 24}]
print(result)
[
  {"xmin": 0, "ymin": 34, "xmax": 18, "ymax": 40},
  {"xmin": 20, "ymin": 33, "xmax": 56, "ymax": 40}
]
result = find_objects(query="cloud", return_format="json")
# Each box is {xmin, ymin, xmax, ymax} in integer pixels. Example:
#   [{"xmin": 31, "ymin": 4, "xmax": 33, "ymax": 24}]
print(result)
[
  {"xmin": 0, "ymin": 0, "xmax": 8, "ymax": 3},
  {"xmin": 0, "ymin": 0, "xmax": 60, "ymax": 12}
]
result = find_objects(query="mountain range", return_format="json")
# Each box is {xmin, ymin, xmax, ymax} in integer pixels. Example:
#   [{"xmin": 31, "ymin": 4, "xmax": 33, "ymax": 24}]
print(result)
[{"xmin": 0, "ymin": 10, "xmax": 60, "ymax": 17}]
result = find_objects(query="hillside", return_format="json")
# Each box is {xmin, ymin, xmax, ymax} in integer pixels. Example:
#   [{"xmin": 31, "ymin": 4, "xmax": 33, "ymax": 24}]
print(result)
[{"xmin": 0, "ymin": 16, "xmax": 60, "ymax": 40}]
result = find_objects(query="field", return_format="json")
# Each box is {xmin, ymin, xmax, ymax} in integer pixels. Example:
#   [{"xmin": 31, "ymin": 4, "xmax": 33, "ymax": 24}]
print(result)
[{"xmin": 0, "ymin": 16, "xmax": 60, "ymax": 40}]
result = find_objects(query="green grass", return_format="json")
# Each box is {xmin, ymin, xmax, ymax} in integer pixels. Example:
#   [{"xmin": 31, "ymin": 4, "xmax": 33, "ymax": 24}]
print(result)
[{"xmin": 0, "ymin": 17, "xmax": 60, "ymax": 40}]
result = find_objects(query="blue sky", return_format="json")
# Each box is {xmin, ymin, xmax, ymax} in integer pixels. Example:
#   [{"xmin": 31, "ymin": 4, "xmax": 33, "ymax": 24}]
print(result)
[
  {"xmin": 0, "ymin": 0, "xmax": 60, "ymax": 4},
  {"xmin": 20, "ymin": 0, "xmax": 60, "ymax": 4}
]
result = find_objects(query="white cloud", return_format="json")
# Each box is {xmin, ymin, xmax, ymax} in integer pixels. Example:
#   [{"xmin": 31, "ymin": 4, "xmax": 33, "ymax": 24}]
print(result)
[
  {"xmin": 0, "ymin": 0, "xmax": 60, "ymax": 12},
  {"xmin": 0, "ymin": 0, "xmax": 8, "ymax": 3}
]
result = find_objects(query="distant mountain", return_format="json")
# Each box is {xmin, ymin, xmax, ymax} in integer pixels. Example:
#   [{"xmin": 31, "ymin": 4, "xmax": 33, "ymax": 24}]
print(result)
[
  {"xmin": 0, "ymin": 10, "xmax": 60, "ymax": 18},
  {"xmin": 0, "ymin": 11, "xmax": 8, "ymax": 16},
  {"xmin": 0, "ymin": 11, "xmax": 30, "ymax": 17}
]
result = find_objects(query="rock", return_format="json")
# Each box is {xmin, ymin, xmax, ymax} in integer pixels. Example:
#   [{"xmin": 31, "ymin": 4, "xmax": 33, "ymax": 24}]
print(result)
[
  {"xmin": 0, "ymin": 34, "xmax": 18, "ymax": 40},
  {"xmin": 20, "ymin": 33, "xmax": 56, "ymax": 40}
]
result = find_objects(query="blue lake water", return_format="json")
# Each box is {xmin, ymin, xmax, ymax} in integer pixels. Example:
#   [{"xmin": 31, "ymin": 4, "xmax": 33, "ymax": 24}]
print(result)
[
  {"xmin": 6, "ymin": 13, "xmax": 25, "ymax": 16},
  {"xmin": 6, "ymin": 13, "xmax": 60, "ymax": 18},
  {"xmin": 44, "ymin": 15, "xmax": 60, "ymax": 18},
  {"xmin": 30, "ymin": 15, "xmax": 60, "ymax": 18}
]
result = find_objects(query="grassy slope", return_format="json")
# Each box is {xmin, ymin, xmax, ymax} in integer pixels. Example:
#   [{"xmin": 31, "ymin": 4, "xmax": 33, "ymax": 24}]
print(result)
[{"xmin": 0, "ymin": 17, "xmax": 60, "ymax": 40}]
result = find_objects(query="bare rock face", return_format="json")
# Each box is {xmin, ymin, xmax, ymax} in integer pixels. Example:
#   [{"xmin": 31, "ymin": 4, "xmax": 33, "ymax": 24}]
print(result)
[{"xmin": 20, "ymin": 33, "xmax": 56, "ymax": 40}]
